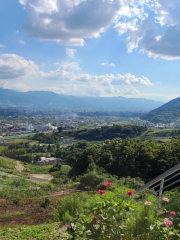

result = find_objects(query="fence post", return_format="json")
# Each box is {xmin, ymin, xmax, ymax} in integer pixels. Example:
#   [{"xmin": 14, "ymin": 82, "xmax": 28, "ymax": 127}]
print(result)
[{"xmin": 157, "ymin": 177, "xmax": 164, "ymax": 211}]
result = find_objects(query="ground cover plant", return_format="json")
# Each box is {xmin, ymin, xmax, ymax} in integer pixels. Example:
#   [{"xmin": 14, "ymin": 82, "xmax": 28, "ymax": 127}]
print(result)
[
  {"xmin": 0, "ymin": 223, "xmax": 63, "ymax": 240},
  {"xmin": 0, "ymin": 157, "xmax": 16, "ymax": 171},
  {"xmin": 0, "ymin": 176, "xmax": 55, "ymax": 198},
  {"xmin": 23, "ymin": 163, "xmax": 53, "ymax": 174}
]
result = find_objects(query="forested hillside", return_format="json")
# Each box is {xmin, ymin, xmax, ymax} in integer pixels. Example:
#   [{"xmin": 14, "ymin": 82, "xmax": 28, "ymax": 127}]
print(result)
[
  {"xmin": 65, "ymin": 138, "xmax": 180, "ymax": 182},
  {"xmin": 141, "ymin": 97, "xmax": 180, "ymax": 123},
  {"xmin": 141, "ymin": 106, "xmax": 180, "ymax": 123},
  {"xmin": 64, "ymin": 125, "xmax": 148, "ymax": 140},
  {"xmin": 31, "ymin": 125, "xmax": 147, "ymax": 142}
]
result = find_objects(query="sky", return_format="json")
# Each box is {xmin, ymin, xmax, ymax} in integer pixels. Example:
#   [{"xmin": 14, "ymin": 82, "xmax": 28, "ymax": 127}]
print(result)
[{"xmin": 0, "ymin": 0, "xmax": 180, "ymax": 102}]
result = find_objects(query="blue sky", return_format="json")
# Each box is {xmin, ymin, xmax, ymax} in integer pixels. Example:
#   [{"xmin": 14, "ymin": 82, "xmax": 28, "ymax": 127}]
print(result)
[{"xmin": 0, "ymin": 0, "xmax": 180, "ymax": 102}]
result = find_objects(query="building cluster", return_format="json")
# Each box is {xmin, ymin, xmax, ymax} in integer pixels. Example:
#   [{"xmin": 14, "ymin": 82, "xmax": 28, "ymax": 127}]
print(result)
[
  {"xmin": 37, "ymin": 157, "xmax": 62, "ymax": 165},
  {"xmin": 0, "ymin": 109, "xmax": 180, "ymax": 139}
]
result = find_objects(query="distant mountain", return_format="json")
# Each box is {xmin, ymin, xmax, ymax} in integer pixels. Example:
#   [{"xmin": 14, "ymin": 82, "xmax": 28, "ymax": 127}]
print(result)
[
  {"xmin": 0, "ymin": 88, "xmax": 163, "ymax": 111},
  {"xmin": 156, "ymin": 97, "xmax": 180, "ymax": 110},
  {"xmin": 141, "ymin": 97, "xmax": 180, "ymax": 123}
]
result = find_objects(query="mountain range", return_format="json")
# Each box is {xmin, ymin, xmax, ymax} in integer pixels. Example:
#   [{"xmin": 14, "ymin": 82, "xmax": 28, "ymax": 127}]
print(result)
[
  {"xmin": 0, "ymin": 88, "xmax": 163, "ymax": 111},
  {"xmin": 141, "ymin": 97, "xmax": 180, "ymax": 123}
]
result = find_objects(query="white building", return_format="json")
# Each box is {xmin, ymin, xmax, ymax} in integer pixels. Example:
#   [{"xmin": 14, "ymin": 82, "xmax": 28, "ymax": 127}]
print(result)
[
  {"xmin": 35, "ymin": 123, "xmax": 57, "ymax": 131},
  {"xmin": 24, "ymin": 123, "xmax": 34, "ymax": 131},
  {"xmin": 37, "ymin": 157, "xmax": 62, "ymax": 165}
]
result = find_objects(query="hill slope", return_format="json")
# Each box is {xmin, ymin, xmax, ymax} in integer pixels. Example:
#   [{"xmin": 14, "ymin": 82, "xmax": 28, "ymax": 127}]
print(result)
[
  {"xmin": 141, "ymin": 97, "xmax": 180, "ymax": 123},
  {"xmin": 0, "ymin": 88, "xmax": 163, "ymax": 111}
]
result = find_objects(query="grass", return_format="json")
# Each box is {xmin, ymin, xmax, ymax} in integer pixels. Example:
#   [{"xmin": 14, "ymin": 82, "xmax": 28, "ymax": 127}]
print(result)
[
  {"xmin": 0, "ymin": 156, "xmax": 31, "ymax": 178},
  {"xmin": 0, "ymin": 176, "xmax": 55, "ymax": 198},
  {"xmin": 0, "ymin": 223, "xmax": 63, "ymax": 240},
  {"xmin": 23, "ymin": 163, "xmax": 53, "ymax": 174},
  {"xmin": 0, "ymin": 157, "xmax": 16, "ymax": 170}
]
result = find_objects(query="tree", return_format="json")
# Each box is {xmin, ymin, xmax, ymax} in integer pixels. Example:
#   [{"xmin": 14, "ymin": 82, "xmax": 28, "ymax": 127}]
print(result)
[{"xmin": 58, "ymin": 126, "xmax": 63, "ymax": 133}]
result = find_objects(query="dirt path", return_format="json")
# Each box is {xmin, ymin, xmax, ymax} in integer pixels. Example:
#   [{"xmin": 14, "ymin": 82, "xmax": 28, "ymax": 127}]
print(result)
[
  {"xmin": 30, "ymin": 174, "xmax": 53, "ymax": 182},
  {"xmin": 15, "ymin": 161, "xmax": 24, "ymax": 172}
]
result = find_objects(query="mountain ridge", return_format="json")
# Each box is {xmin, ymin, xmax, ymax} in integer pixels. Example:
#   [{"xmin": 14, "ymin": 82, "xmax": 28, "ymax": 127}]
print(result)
[
  {"xmin": 0, "ymin": 88, "xmax": 163, "ymax": 111},
  {"xmin": 141, "ymin": 97, "xmax": 180, "ymax": 123}
]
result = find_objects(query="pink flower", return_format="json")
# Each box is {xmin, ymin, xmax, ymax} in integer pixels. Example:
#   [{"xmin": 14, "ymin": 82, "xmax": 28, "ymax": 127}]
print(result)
[
  {"xmin": 104, "ymin": 182, "xmax": 108, "ymax": 186},
  {"xmin": 108, "ymin": 181, "xmax": 111, "ymax": 186},
  {"xmin": 98, "ymin": 190, "xmax": 106, "ymax": 195},
  {"xmin": 144, "ymin": 201, "xmax": 152, "ymax": 205},
  {"xmin": 126, "ymin": 190, "xmax": 133, "ymax": 196},
  {"xmin": 170, "ymin": 211, "xmax": 176, "ymax": 217},
  {"xmin": 91, "ymin": 217, "xmax": 99, "ymax": 223},
  {"xmin": 162, "ymin": 198, "xmax": 170, "ymax": 202},
  {"xmin": 163, "ymin": 220, "xmax": 173, "ymax": 227}
]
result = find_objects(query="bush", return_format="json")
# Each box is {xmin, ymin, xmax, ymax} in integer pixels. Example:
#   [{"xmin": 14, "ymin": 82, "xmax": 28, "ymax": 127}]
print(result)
[
  {"xmin": 79, "ymin": 171, "xmax": 105, "ymax": 191},
  {"xmin": 40, "ymin": 198, "xmax": 50, "ymax": 209},
  {"xmin": 119, "ymin": 176, "xmax": 144, "ymax": 190},
  {"xmin": 58, "ymin": 193, "xmax": 89, "ymax": 220}
]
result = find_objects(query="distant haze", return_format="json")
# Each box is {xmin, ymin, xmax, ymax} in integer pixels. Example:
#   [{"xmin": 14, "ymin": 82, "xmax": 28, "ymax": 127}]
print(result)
[{"xmin": 0, "ymin": 88, "xmax": 163, "ymax": 111}]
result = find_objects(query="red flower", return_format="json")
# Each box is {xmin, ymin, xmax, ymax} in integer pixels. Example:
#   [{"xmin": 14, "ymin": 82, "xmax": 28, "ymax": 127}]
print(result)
[
  {"xmin": 170, "ymin": 211, "xmax": 176, "ymax": 217},
  {"xmin": 163, "ymin": 220, "xmax": 173, "ymax": 227},
  {"xmin": 98, "ymin": 190, "xmax": 106, "ymax": 195},
  {"xmin": 104, "ymin": 182, "xmax": 108, "ymax": 186},
  {"xmin": 162, "ymin": 197, "xmax": 170, "ymax": 202},
  {"xmin": 108, "ymin": 181, "xmax": 112, "ymax": 186},
  {"xmin": 126, "ymin": 190, "xmax": 133, "ymax": 196},
  {"xmin": 91, "ymin": 217, "xmax": 99, "ymax": 223}
]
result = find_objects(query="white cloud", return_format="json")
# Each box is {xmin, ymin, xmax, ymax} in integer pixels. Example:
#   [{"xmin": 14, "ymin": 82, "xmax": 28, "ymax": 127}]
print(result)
[
  {"xmin": 13, "ymin": 83, "xmax": 31, "ymax": 92},
  {"xmin": 45, "ymin": 84, "xmax": 101, "ymax": 96},
  {"xmin": 122, "ymin": 87, "xmax": 139, "ymax": 95},
  {"xmin": 54, "ymin": 62, "xmax": 81, "ymax": 71},
  {"xmin": 18, "ymin": 0, "xmax": 180, "ymax": 59},
  {"xmin": 0, "ymin": 54, "xmax": 38, "ymax": 80},
  {"xmin": 66, "ymin": 48, "xmax": 77, "ymax": 58},
  {"xmin": 41, "ymin": 62, "xmax": 80, "ymax": 81},
  {"xmin": 18, "ymin": 0, "xmax": 133, "ymax": 46},
  {"xmin": 101, "ymin": 62, "xmax": 115, "ymax": 67},
  {"xmin": 115, "ymin": 0, "xmax": 180, "ymax": 59},
  {"xmin": 45, "ymin": 84, "xmax": 142, "ymax": 97},
  {"xmin": 114, "ymin": 19, "xmax": 138, "ymax": 36},
  {"xmin": 111, "ymin": 73, "xmax": 153, "ymax": 86},
  {"xmin": 41, "ymin": 63, "xmax": 45, "ymax": 68},
  {"xmin": 19, "ymin": 40, "xmax": 25, "ymax": 45},
  {"xmin": 41, "ymin": 63, "xmax": 153, "ymax": 90},
  {"xmin": 0, "ymin": 44, "xmax": 5, "ymax": 48}
]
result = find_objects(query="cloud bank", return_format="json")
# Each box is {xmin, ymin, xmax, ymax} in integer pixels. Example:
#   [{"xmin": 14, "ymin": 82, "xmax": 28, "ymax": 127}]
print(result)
[
  {"xmin": 19, "ymin": 0, "xmax": 180, "ymax": 59},
  {"xmin": 0, "ymin": 54, "xmax": 38, "ymax": 80},
  {"xmin": 0, "ymin": 53, "xmax": 153, "ymax": 97}
]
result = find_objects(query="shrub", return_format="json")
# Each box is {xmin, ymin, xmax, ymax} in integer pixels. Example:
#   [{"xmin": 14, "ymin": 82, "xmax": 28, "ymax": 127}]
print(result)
[
  {"xmin": 79, "ymin": 171, "xmax": 105, "ymax": 190},
  {"xmin": 40, "ymin": 198, "xmax": 50, "ymax": 209},
  {"xmin": 119, "ymin": 176, "xmax": 144, "ymax": 189},
  {"xmin": 58, "ymin": 193, "xmax": 89, "ymax": 220}
]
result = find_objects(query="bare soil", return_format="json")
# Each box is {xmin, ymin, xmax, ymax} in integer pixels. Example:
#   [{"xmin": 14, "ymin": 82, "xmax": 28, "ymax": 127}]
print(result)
[
  {"xmin": 0, "ymin": 189, "xmax": 81, "ymax": 227},
  {"xmin": 30, "ymin": 174, "xmax": 53, "ymax": 182},
  {"xmin": 15, "ymin": 161, "xmax": 25, "ymax": 172}
]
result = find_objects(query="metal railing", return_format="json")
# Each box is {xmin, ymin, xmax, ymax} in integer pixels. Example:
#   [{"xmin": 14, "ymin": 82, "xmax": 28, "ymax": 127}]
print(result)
[{"xmin": 135, "ymin": 163, "xmax": 180, "ymax": 211}]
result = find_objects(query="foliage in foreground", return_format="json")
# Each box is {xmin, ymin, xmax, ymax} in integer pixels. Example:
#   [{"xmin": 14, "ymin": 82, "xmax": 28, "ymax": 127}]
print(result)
[
  {"xmin": 57, "ymin": 186, "xmax": 180, "ymax": 240},
  {"xmin": 0, "ymin": 223, "xmax": 64, "ymax": 240}
]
